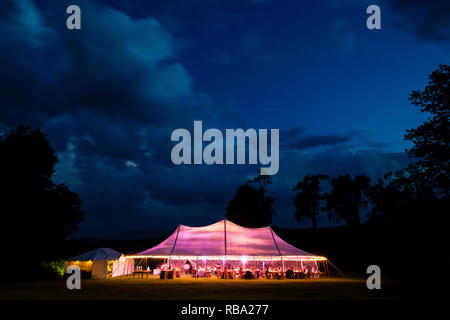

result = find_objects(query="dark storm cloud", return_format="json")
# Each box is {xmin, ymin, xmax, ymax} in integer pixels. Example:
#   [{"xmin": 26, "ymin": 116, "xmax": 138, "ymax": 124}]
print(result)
[
  {"xmin": 0, "ymin": 0, "xmax": 227, "ymax": 162},
  {"xmin": 287, "ymin": 134, "xmax": 352, "ymax": 150},
  {"xmin": 280, "ymin": 126, "xmax": 362, "ymax": 151},
  {"xmin": 280, "ymin": 128, "xmax": 395, "ymax": 152},
  {"xmin": 0, "ymin": 0, "xmax": 219, "ymax": 126},
  {"xmin": 0, "ymin": 0, "xmax": 234, "ymax": 235},
  {"xmin": 0, "ymin": 0, "xmax": 416, "ymax": 237},
  {"xmin": 389, "ymin": 0, "xmax": 450, "ymax": 42}
]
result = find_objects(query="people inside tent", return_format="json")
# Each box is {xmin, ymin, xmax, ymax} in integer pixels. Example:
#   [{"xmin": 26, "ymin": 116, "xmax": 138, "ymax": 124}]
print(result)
[
  {"xmin": 129, "ymin": 256, "xmax": 326, "ymax": 280},
  {"xmin": 183, "ymin": 261, "xmax": 192, "ymax": 275}
]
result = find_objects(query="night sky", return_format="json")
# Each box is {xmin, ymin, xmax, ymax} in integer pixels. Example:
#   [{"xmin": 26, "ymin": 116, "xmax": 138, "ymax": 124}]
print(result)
[{"xmin": 0, "ymin": 0, "xmax": 449, "ymax": 238}]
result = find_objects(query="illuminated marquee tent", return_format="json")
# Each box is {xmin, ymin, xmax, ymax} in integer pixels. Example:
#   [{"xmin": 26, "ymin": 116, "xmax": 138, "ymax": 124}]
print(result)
[{"xmin": 127, "ymin": 219, "xmax": 327, "ymax": 270}]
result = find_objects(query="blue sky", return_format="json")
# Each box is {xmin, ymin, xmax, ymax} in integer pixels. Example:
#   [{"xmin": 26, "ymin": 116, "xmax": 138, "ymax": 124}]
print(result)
[{"xmin": 0, "ymin": 0, "xmax": 449, "ymax": 238}]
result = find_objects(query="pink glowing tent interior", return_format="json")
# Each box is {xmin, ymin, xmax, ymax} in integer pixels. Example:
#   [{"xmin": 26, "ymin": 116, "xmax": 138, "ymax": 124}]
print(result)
[{"xmin": 127, "ymin": 219, "xmax": 326, "ymax": 261}]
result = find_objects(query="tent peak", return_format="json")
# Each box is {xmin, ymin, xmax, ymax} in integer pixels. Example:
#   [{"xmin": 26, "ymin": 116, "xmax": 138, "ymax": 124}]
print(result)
[
  {"xmin": 68, "ymin": 247, "xmax": 121, "ymax": 261},
  {"xmin": 179, "ymin": 218, "xmax": 272, "ymax": 230}
]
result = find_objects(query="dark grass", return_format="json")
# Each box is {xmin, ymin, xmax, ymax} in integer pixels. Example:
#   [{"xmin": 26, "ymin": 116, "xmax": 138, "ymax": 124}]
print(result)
[{"xmin": 0, "ymin": 277, "xmax": 415, "ymax": 300}]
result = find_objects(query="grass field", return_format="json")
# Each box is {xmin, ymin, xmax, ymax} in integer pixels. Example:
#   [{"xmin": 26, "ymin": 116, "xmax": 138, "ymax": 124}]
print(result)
[{"xmin": 0, "ymin": 277, "xmax": 414, "ymax": 300}]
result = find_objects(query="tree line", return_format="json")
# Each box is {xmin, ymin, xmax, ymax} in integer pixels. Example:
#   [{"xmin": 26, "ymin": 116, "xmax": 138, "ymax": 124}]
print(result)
[
  {"xmin": 227, "ymin": 65, "xmax": 448, "ymax": 234},
  {"xmin": 227, "ymin": 172, "xmax": 372, "ymax": 229}
]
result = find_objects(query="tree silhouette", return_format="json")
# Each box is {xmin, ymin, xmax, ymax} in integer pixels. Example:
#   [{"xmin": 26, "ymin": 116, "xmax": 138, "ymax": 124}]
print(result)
[
  {"xmin": 405, "ymin": 64, "xmax": 449, "ymax": 196},
  {"xmin": 366, "ymin": 65, "xmax": 449, "ymax": 282},
  {"xmin": 367, "ymin": 64, "xmax": 449, "ymax": 235},
  {"xmin": 326, "ymin": 174, "xmax": 371, "ymax": 226},
  {"xmin": 366, "ymin": 168, "xmax": 437, "ymax": 228},
  {"xmin": 226, "ymin": 175, "xmax": 275, "ymax": 227},
  {"xmin": 0, "ymin": 126, "xmax": 84, "ymax": 277},
  {"xmin": 293, "ymin": 174, "xmax": 329, "ymax": 230}
]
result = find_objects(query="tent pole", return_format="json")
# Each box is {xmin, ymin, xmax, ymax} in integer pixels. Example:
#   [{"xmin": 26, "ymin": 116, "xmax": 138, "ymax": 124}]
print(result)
[
  {"xmin": 224, "ymin": 219, "xmax": 227, "ymax": 280},
  {"xmin": 315, "ymin": 260, "xmax": 318, "ymax": 278}
]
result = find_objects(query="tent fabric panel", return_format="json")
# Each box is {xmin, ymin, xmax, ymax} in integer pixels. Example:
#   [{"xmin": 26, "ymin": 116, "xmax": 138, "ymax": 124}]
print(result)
[
  {"xmin": 91, "ymin": 260, "xmax": 108, "ymax": 278},
  {"xmin": 112, "ymin": 259, "xmax": 134, "ymax": 277},
  {"xmin": 136, "ymin": 228, "xmax": 179, "ymax": 256},
  {"xmin": 272, "ymin": 232, "xmax": 315, "ymax": 256},
  {"xmin": 225, "ymin": 221, "xmax": 280, "ymax": 256},
  {"xmin": 171, "ymin": 221, "xmax": 225, "ymax": 256},
  {"xmin": 64, "ymin": 261, "xmax": 92, "ymax": 272}
]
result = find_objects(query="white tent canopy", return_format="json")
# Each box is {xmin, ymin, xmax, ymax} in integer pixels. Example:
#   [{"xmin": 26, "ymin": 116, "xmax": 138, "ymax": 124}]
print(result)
[
  {"xmin": 66, "ymin": 247, "xmax": 133, "ymax": 279},
  {"xmin": 69, "ymin": 247, "xmax": 121, "ymax": 261}
]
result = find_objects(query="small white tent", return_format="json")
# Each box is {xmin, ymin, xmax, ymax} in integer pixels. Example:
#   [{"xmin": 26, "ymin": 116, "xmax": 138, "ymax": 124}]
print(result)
[{"xmin": 66, "ymin": 247, "xmax": 133, "ymax": 279}]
